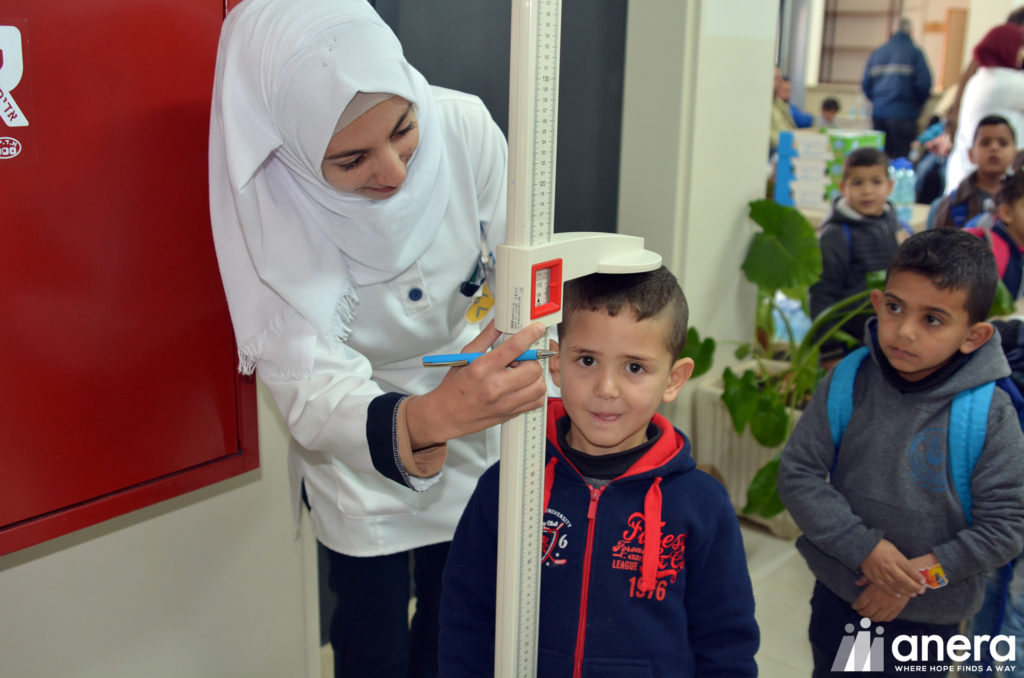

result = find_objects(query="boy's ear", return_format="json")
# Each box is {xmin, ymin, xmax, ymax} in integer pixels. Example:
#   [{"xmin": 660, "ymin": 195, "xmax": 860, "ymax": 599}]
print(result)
[
  {"xmin": 870, "ymin": 288, "xmax": 885, "ymax": 315},
  {"xmin": 662, "ymin": 357, "xmax": 695, "ymax": 404},
  {"xmin": 968, "ymin": 146, "xmax": 977, "ymax": 164},
  {"xmin": 548, "ymin": 338, "xmax": 561, "ymax": 388},
  {"xmin": 998, "ymin": 202, "xmax": 1013, "ymax": 224},
  {"xmin": 960, "ymin": 321, "xmax": 995, "ymax": 355}
]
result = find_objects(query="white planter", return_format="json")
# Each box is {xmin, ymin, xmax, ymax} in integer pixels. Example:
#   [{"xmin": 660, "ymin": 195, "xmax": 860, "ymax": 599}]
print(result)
[{"xmin": 691, "ymin": 364, "xmax": 802, "ymax": 540}]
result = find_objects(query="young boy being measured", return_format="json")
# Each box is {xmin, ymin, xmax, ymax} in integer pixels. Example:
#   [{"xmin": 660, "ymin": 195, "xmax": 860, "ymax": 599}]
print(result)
[
  {"xmin": 439, "ymin": 266, "xmax": 759, "ymax": 677},
  {"xmin": 779, "ymin": 229, "xmax": 1024, "ymax": 675}
]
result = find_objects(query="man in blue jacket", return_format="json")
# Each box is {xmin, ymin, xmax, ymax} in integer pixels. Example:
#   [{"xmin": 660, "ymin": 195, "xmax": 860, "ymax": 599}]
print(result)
[{"xmin": 862, "ymin": 17, "xmax": 933, "ymax": 160}]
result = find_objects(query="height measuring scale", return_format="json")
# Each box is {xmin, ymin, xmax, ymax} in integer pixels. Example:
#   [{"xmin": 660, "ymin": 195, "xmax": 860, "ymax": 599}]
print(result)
[{"xmin": 493, "ymin": 1, "xmax": 662, "ymax": 675}]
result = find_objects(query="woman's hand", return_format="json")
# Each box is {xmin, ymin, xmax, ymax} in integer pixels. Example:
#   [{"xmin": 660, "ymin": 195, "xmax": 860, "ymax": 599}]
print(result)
[{"xmin": 406, "ymin": 321, "xmax": 548, "ymax": 449}]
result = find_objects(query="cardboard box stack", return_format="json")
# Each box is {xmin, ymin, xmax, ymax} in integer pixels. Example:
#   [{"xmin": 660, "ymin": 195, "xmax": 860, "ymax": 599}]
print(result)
[{"xmin": 774, "ymin": 129, "xmax": 885, "ymax": 211}]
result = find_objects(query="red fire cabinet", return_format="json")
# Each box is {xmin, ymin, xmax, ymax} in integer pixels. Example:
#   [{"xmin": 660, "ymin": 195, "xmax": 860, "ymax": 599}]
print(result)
[{"xmin": 0, "ymin": 0, "xmax": 258, "ymax": 554}]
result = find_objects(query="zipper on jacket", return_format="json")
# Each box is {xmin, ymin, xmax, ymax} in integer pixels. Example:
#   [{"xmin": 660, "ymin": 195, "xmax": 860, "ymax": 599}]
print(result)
[{"xmin": 573, "ymin": 485, "xmax": 604, "ymax": 678}]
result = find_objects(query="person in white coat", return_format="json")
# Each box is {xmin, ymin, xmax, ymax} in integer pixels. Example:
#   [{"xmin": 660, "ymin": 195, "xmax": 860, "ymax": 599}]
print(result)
[
  {"xmin": 945, "ymin": 23, "xmax": 1024, "ymax": 196},
  {"xmin": 208, "ymin": 1, "xmax": 547, "ymax": 676}
]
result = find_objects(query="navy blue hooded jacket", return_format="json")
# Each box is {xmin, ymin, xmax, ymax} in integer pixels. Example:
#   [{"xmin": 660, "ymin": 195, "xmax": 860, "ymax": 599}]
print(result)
[
  {"xmin": 862, "ymin": 31, "xmax": 932, "ymax": 120},
  {"xmin": 439, "ymin": 399, "xmax": 759, "ymax": 678}
]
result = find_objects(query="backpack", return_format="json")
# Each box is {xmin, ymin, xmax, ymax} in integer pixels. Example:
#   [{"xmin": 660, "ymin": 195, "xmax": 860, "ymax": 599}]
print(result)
[{"xmin": 826, "ymin": 345, "xmax": 1024, "ymax": 636}]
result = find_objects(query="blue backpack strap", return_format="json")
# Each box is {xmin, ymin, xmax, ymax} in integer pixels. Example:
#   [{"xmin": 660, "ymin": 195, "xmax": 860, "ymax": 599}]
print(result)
[
  {"xmin": 841, "ymin": 223, "xmax": 852, "ymax": 261},
  {"xmin": 827, "ymin": 346, "xmax": 870, "ymax": 475},
  {"xmin": 948, "ymin": 382, "xmax": 995, "ymax": 526},
  {"xmin": 951, "ymin": 202, "xmax": 969, "ymax": 228}
]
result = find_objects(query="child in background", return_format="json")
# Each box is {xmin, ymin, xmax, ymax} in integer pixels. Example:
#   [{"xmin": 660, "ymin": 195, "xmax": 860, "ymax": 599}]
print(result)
[
  {"xmin": 820, "ymin": 97, "xmax": 840, "ymax": 127},
  {"xmin": 439, "ymin": 267, "xmax": 759, "ymax": 677},
  {"xmin": 779, "ymin": 229, "xmax": 1024, "ymax": 675},
  {"xmin": 933, "ymin": 115, "xmax": 1017, "ymax": 229},
  {"xmin": 910, "ymin": 118, "xmax": 951, "ymax": 205},
  {"xmin": 967, "ymin": 170, "xmax": 1024, "ymax": 299},
  {"xmin": 810, "ymin": 147, "xmax": 904, "ymax": 360},
  {"xmin": 962, "ymin": 149, "xmax": 1024, "ymax": 231}
]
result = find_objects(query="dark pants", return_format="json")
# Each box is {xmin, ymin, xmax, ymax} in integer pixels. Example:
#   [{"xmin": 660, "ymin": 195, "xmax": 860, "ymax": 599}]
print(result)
[
  {"xmin": 873, "ymin": 117, "xmax": 919, "ymax": 160},
  {"xmin": 325, "ymin": 542, "xmax": 451, "ymax": 678},
  {"xmin": 809, "ymin": 581, "xmax": 958, "ymax": 677}
]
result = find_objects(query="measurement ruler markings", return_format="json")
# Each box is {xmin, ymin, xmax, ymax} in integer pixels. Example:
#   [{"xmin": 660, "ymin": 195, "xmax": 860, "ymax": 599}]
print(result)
[{"xmin": 495, "ymin": 1, "xmax": 562, "ymax": 675}]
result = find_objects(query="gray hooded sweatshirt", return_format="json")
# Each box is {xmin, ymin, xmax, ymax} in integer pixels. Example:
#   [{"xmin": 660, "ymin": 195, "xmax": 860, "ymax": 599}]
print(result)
[{"xmin": 778, "ymin": 321, "xmax": 1024, "ymax": 624}]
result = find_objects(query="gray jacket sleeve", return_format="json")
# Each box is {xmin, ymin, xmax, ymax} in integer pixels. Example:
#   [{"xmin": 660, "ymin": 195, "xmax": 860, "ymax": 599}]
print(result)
[
  {"xmin": 777, "ymin": 370, "xmax": 885, "ymax": 572},
  {"xmin": 932, "ymin": 393, "xmax": 1024, "ymax": 584}
]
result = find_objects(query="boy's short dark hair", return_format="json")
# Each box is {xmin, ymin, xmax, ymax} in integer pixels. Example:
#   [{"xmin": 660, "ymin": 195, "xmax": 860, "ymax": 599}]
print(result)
[
  {"xmin": 558, "ymin": 266, "xmax": 689, "ymax": 358},
  {"xmin": 822, "ymin": 98, "xmax": 840, "ymax": 112},
  {"xmin": 1013, "ymin": 149, "xmax": 1024, "ymax": 174},
  {"xmin": 886, "ymin": 229, "xmax": 997, "ymax": 324},
  {"xmin": 997, "ymin": 170, "xmax": 1024, "ymax": 207},
  {"xmin": 843, "ymin": 147, "xmax": 889, "ymax": 180},
  {"xmin": 973, "ymin": 114, "xmax": 1015, "ymax": 143}
]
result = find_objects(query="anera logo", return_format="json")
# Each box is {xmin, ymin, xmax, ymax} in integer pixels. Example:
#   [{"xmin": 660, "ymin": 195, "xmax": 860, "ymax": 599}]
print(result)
[
  {"xmin": 832, "ymin": 618, "xmax": 885, "ymax": 672},
  {"xmin": 830, "ymin": 616, "xmax": 1016, "ymax": 673}
]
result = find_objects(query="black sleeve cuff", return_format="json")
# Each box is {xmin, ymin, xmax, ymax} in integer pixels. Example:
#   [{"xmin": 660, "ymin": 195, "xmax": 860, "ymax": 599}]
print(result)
[{"xmin": 367, "ymin": 392, "xmax": 411, "ymax": 489}]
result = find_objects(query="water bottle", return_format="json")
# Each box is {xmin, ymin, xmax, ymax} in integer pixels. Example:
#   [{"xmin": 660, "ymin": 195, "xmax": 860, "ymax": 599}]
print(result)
[{"xmin": 889, "ymin": 158, "xmax": 916, "ymax": 225}]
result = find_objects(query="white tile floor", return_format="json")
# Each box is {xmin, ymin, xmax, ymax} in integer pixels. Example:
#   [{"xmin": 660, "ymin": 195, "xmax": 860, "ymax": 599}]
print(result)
[
  {"xmin": 741, "ymin": 519, "xmax": 817, "ymax": 677},
  {"xmin": 319, "ymin": 520, "xmax": 817, "ymax": 677}
]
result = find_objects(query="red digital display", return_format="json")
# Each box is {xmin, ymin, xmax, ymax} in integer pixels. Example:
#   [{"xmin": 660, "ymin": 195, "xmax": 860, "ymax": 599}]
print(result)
[{"xmin": 530, "ymin": 259, "xmax": 563, "ymax": 319}]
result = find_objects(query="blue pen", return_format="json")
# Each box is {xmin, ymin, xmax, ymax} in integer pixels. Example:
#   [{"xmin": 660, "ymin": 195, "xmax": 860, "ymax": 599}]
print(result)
[{"xmin": 422, "ymin": 349, "xmax": 557, "ymax": 367}]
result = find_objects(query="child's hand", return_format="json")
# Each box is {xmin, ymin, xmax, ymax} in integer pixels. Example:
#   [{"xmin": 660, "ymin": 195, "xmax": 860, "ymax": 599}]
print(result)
[
  {"xmin": 853, "ymin": 582, "xmax": 910, "ymax": 622},
  {"xmin": 908, "ymin": 553, "xmax": 940, "ymax": 571},
  {"xmin": 859, "ymin": 539, "xmax": 927, "ymax": 598}
]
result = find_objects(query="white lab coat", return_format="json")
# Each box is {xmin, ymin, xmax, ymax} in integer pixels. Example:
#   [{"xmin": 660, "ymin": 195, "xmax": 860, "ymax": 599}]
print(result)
[
  {"xmin": 945, "ymin": 66, "xmax": 1024, "ymax": 195},
  {"xmin": 261, "ymin": 88, "xmax": 508, "ymax": 556}
]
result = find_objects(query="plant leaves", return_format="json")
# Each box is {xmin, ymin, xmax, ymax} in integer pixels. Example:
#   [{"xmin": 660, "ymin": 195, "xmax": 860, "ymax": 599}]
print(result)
[
  {"xmin": 790, "ymin": 359, "xmax": 822, "ymax": 406},
  {"xmin": 749, "ymin": 391, "xmax": 790, "ymax": 448},
  {"xmin": 680, "ymin": 327, "xmax": 716, "ymax": 379},
  {"xmin": 721, "ymin": 368, "xmax": 760, "ymax": 433},
  {"xmin": 828, "ymin": 329, "xmax": 860, "ymax": 348},
  {"xmin": 743, "ymin": 199, "xmax": 822, "ymax": 291},
  {"xmin": 990, "ymin": 279, "xmax": 1015, "ymax": 318},
  {"xmin": 865, "ymin": 270, "xmax": 886, "ymax": 290},
  {"xmin": 743, "ymin": 454, "xmax": 786, "ymax": 518}
]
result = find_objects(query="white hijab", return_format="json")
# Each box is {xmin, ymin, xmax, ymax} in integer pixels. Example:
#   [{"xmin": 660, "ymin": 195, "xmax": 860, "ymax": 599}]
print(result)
[{"xmin": 209, "ymin": 0, "xmax": 450, "ymax": 378}]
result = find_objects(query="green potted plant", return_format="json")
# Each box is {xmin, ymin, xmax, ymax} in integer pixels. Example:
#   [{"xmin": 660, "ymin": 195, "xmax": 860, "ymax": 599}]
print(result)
[{"xmin": 684, "ymin": 199, "xmax": 875, "ymax": 527}]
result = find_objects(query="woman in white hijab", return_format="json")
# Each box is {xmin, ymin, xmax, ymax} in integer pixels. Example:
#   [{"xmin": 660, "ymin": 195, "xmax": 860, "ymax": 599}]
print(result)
[{"xmin": 209, "ymin": 0, "xmax": 546, "ymax": 675}]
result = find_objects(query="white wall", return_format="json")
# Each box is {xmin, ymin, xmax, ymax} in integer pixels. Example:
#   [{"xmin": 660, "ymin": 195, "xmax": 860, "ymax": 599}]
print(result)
[
  {"xmin": 964, "ymin": 0, "xmax": 1024, "ymax": 69},
  {"xmin": 0, "ymin": 386, "xmax": 319, "ymax": 678},
  {"xmin": 618, "ymin": 0, "xmax": 779, "ymax": 434},
  {"xmin": 903, "ymin": 0, "xmax": 971, "ymax": 88}
]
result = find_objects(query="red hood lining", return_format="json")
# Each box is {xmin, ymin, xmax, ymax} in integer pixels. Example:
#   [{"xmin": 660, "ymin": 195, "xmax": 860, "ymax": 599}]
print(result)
[{"xmin": 545, "ymin": 399, "xmax": 683, "ymax": 478}]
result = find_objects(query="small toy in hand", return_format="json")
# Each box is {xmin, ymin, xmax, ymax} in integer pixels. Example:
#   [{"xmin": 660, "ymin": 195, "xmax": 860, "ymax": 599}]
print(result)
[{"xmin": 918, "ymin": 563, "xmax": 948, "ymax": 590}]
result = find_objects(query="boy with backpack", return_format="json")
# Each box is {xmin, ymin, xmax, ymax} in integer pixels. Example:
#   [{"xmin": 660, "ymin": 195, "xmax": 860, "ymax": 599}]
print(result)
[
  {"xmin": 966, "ymin": 169, "xmax": 1024, "ymax": 299},
  {"xmin": 933, "ymin": 114, "xmax": 1017, "ymax": 230},
  {"xmin": 809, "ymin": 147, "xmax": 906, "ymax": 361},
  {"xmin": 778, "ymin": 229, "xmax": 1024, "ymax": 675}
]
